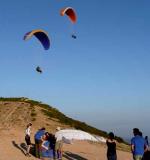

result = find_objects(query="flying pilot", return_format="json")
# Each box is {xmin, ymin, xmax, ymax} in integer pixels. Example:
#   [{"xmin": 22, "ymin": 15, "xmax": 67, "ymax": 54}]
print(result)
[
  {"xmin": 36, "ymin": 66, "xmax": 42, "ymax": 73},
  {"xmin": 71, "ymin": 34, "xmax": 77, "ymax": 39}
]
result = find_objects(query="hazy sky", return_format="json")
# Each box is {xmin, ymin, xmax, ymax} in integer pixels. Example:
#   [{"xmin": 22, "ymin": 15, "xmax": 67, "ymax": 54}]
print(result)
[{"xmin": 0, "ymin": 0, "xmax": 150, "ymax": 139}]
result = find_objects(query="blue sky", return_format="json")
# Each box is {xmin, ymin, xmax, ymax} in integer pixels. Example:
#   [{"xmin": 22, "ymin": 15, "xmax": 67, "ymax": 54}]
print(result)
[{"xmin": 0, "ymin": 0, "xmax": 150, "ymax": 139}]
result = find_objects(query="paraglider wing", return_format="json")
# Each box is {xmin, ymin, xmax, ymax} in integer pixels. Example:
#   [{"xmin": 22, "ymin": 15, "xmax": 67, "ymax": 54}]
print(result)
[
  {"xmin": 55, "ymin": 129, "xmax": 98, "ymax": 142},
  {"xmin": 24, "ymin": 29, "xmax": 50, "ymax": 50},
  {"xmin": 60, "ymin": 7, "xmax": 77, "ymax": 23}
]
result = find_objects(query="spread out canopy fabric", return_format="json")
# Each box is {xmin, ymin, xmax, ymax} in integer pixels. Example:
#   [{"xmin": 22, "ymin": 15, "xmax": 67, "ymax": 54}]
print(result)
[
  {"xmin": 23, "ymin": 29, "xmax": 50, "ymax": 50},
  {"xmin": 60, "ymin": 7, "xmax": 77, "ymax": 23},
  {"xmin": 94, "ymin": 135, "xmax": 106, "ymax": 143},
  {"xmin": 55, "ymin": 129, "xmax": 98, "ymax": 142}
]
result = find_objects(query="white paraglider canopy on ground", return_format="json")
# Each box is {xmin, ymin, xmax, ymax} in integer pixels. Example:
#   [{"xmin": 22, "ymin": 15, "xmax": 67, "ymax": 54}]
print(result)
[
  {"xmin": 55, "ymin": 129, "xmax": 99, "ymax": 143},
  {"xmin": 94, "ymin": 135, "xmax": 106, "ymax": 143}
]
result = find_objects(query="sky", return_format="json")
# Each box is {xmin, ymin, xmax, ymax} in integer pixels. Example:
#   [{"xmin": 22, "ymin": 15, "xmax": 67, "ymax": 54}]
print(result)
[{"xmin": 0, "ymin": 0, "xmax": 150, "ymax": 140}]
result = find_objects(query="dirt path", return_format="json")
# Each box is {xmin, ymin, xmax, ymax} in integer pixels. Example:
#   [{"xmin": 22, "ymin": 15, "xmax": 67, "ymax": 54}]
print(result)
[
  {"xmin": 4, "ymin": 106, "xmax": 18, "ymax": 122},
  {"xmin": 2, "ymin": 106, "xmax": 18, "ymax": 128}
]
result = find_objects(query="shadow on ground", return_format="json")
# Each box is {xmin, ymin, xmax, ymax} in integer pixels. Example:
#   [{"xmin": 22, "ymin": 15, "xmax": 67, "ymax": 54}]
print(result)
[
  {"xmin": 12, "ymin": 141, "xmax": 35, "ymax": 157},
  {"xmin": 12, "ymin": 141, "xmax": 88, "ymax": 160},
  {"xmin": 63, "ymin": 151, "xmax": 88, "ymax": 160}
]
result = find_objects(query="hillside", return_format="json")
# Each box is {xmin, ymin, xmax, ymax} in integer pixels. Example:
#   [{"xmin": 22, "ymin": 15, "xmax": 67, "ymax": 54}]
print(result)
[
  {"xmin": 0, "ymin": 97, "xmax": 132, "ymax": 160},
  {"xmin": 0, "ymin": 97, "xmax": 125, "ymax": 143}
]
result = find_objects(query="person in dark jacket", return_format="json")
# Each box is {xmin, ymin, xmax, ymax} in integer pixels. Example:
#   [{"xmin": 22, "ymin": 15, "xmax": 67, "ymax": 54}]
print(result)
[
  {"xmin": 145, "ymin": 136, "xmax": 149, "ymax": 147},
  {"xmin": 106, "ymin": 132, "xmax": 117, "ymax": 160},
  {"xmin": 48, "ymin": 133, "xmax": 56, "ymax": 158}
]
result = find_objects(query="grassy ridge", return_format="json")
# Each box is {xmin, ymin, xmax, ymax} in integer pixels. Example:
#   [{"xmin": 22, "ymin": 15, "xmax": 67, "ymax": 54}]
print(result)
[{"xmin": 0, "ymin": 97, "xmax": 126, "ymax": 143}]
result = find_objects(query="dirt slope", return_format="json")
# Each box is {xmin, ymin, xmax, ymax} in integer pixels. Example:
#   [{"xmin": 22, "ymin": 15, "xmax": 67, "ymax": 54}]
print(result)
[{"xmin": 0, "ymin": 101, "xmax": 132, "ymax": 160}]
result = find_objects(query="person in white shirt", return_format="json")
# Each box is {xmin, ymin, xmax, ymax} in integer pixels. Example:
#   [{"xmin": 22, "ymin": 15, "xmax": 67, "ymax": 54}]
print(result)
[
  {"xmin": 55, "ymin": 127, "xmax": 63, "ymax": 160},
  {"xmin": 25, "ymin": 123, "xmax": 32, "ymax": 156}
]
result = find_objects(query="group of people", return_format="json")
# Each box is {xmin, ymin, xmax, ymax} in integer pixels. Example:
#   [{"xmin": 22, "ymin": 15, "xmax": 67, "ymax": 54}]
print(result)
[
  {"xmin": 25, "ymin": 123, "xmax": 63, "ymax": 160},
  {"xmin": 25, "ymin": 123, "xmax": 150, "ymax": 160},
  {"xmin": 106, "ymin": 128, "xmax": 150, "ymax": 160}
]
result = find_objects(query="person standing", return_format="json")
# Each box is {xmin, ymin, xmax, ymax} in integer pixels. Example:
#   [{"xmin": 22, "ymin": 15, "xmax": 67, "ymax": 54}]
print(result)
[
  {"xmin": 41, "ymin": 132, "xmax": 53, "ymax": 160},
  {"xmin": 131, "ymin": 128, "xmax": 148, "ymax": 160},
  {"xmin": 106, "ymin": 132, "xmax": 117, "ymax": 160},
  {"xmin": 48, "ymin": 133, "xmax": 56, "ymax": 159},
  {"xmin": 55, "ymin": 127, "xmax": 63, "ymax": 160},
  {"xmin": 34, "ymin": 127, "xmax": 46, "ymax": 158},
  {"xmin": 145, "ymin": 136, "xmax": 149, "ymax": 148},
  {"xmin": 25, "ymin": 123, "xmax": 32, "ymax": 156}
]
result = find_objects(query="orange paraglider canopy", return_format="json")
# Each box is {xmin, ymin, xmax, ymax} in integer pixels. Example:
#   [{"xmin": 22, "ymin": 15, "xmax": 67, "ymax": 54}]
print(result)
[{"xmin": 60, "ymin": 7, "xmax": 77, "ymax": 23}]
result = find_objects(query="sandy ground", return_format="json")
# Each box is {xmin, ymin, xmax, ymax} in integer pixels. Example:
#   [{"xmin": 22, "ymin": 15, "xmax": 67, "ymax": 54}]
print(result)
[{"xmin": 0, "ymin": 128, "xmax": 132, "ymax": 160}]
